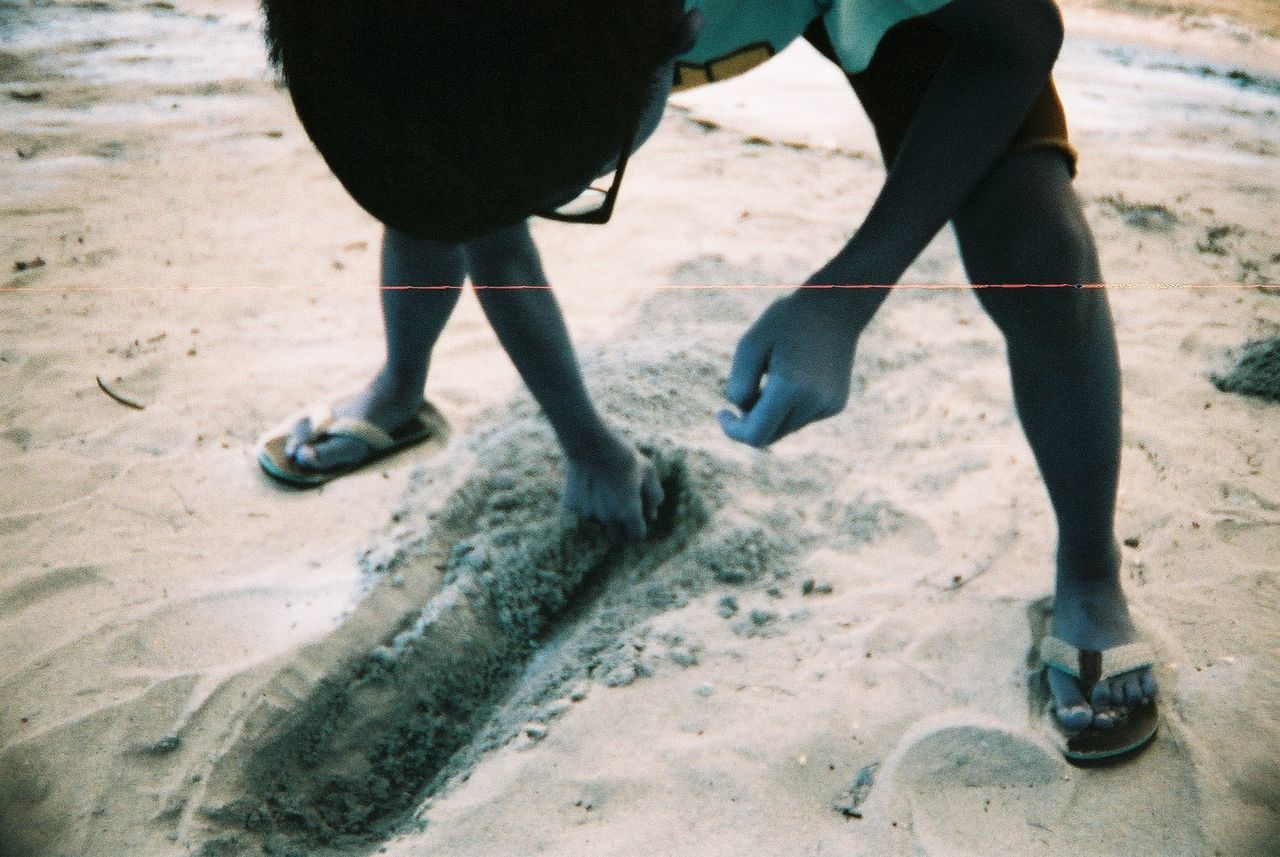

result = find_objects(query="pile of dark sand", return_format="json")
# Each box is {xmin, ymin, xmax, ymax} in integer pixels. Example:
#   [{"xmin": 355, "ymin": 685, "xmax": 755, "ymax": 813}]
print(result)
[{"xmin": 1213, "ymin": 336, "xmax": 1280, "ymax": 402}]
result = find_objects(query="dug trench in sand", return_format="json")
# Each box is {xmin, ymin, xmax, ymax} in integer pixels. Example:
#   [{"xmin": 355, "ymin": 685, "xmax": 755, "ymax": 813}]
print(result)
[
  {"xmin": 200, "ymin": 443, "xmax": 704, "ymax": 849},
  {"xmin": 185, "ymin": 342, "xmax": 836, "ymax": 854}
]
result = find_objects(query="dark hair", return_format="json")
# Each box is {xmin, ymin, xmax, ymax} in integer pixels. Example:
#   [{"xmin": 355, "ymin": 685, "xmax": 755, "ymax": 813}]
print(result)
[{"xmin": 262, "ymin": 0, "xmax": 683, "ymax": 242}]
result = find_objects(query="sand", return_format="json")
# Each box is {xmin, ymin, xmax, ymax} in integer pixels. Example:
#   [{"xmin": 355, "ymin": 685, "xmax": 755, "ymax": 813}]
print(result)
[{"xmin": 1, "ymin": 1, "xmax": 1278, "ymax": 855}]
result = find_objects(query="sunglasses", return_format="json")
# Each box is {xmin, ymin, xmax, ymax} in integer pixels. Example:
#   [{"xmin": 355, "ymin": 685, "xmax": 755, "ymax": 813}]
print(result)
[{"xmin": 535, "ymin": 101, "xmax": 645, "ymax": 226}]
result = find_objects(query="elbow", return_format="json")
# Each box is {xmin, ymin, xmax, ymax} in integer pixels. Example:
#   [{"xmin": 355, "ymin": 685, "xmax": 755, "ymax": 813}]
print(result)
[
  {"xmin": 1004, "ymin": 0, "xmax": 1064, "ymax": 74},
  {"xmin": 1028, "ymin": 0, "xmax": 1065, "ymax": 63},
  {"xmin": 942, "ymin": 0, "xmax": 1064, "ymax": 75}
]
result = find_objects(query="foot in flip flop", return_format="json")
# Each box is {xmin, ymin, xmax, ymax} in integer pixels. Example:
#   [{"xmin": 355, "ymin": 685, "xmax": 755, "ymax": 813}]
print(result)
[
  {"xmin": 1042, "ymin": 559, "xmax": 1160, "ymax": 764},
  {"xmin": 258, "ymin": 372, "xmax": 445, "ymax": 486}
]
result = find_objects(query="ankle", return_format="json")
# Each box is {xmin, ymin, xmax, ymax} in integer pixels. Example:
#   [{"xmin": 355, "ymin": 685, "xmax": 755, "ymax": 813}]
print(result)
[
  {"xmin": 1055, "ymin": 539, "xmax": 1120, "ymax": 581},
  {"xmin": 1053, "ymin": 547, "xmax": 1133, "ymax": 633},
  {"xmin": 372, "ymin": 363, "xmax": 427, "ymax": 403}
]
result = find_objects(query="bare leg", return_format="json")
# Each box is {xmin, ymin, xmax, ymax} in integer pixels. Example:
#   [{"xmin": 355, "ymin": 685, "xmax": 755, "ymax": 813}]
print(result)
[
  {"xmin": 467, "ymin": 222, "xmax": 663, "ymax": 540},
  {"xmin": 953, "ymin": 148, "xmax": 1156, "ymax": 728},
  {"xmin": 287, "ymin": 226, "xmax": 465, "ymax": 469}
]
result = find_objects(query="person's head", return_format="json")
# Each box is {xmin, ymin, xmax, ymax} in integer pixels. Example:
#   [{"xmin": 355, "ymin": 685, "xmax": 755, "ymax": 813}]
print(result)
[{"xmin": 262, "ymin": 0, "xmax": 695, "ymax": 242}]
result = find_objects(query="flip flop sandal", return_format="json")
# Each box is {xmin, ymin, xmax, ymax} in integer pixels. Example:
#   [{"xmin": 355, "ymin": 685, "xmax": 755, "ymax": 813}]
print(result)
[
  {"xmin": 257, "ymin": 400, "xmax": 447, "ymax": 487},
  {"xmin": 1039, "ymin": 634, "xmax": 1160, "ymax": 766}
]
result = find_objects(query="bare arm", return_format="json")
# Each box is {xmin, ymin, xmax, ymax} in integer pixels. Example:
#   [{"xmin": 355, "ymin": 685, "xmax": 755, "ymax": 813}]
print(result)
[
  {"xmin": 465, "ymin": 224, "xmax": 611, "ymax": 455},
  {"xmin": 721, "ymin": 0, "xmax": 1066, "ymax": 447},
  {"xmin": 467, "ymin": 222, "xmax": 662, "ymax": 539},
  {"xmin": 814, "ymin": 0, "xmax": 1065, "ymax": 289}
]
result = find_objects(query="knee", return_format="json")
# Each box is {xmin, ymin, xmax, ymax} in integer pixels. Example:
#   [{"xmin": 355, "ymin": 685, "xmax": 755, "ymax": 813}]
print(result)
[
  {"xmin": 1010, "ymin": 210, "xmax": 1098, "ymax": 288},
  {"xmin": 382, "ymin": 226, "xmax": 469, "ymax": 286},
  {"xmin": 465, "ymin": 221, "xmax": 545, "ymax": 286},
  {"xmin": 954, "ymin": 149, "xmax": 1101, "ymax": 288},
  {"xmin": 976, "ymin": 286, "xmax": 1111, "ymax": 353}
]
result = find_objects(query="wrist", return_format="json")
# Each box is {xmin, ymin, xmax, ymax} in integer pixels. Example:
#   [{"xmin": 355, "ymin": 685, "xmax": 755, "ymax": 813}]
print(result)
[
  {"xmin": 792, "ymin": 280, "xmax": 888, "ymax": 335},
  {"xmin": 816, "ymin": 226, "xmax": 915, "ymax": 285},
  {"xmin": 559, "ymin": 419, "xmax": 629, "ymax": 466}
]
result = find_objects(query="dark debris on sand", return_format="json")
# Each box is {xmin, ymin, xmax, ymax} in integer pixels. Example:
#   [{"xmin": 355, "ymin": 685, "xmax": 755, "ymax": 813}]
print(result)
[{"xmin": 1212, "ymin": 337, "xmax": 1280, "ymax": 402}]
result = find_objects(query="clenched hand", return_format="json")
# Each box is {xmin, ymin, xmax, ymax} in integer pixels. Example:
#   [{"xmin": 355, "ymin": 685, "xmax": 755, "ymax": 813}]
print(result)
[{"xmin": 718, "ymin": 288, "xmax": 864, "ymax": 448}]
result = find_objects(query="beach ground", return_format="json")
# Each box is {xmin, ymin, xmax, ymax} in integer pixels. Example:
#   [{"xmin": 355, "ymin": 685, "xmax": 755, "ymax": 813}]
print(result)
[{"xmin": 1, "ymin": 1, "xmax": 1278, "ymax": 855}]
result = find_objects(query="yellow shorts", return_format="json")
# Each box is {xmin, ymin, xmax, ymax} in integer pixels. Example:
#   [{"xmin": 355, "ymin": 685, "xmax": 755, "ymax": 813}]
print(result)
[{"xmin": 803, "ymin": 17, "xmax": 1078, "ymax": 176}]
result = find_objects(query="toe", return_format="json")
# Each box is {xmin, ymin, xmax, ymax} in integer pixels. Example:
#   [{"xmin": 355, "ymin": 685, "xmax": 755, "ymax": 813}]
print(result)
[
  {"xmin": 295, "ymin": 437, "xmax": 365, "ymax": 471},
  {"xmin": 1046, "ymin": 667, "xmax": 1092, "ymax": 730},
  {"xmin": 1092, "ymin": 677, "xmax": 1133, "ymax": 728},
  {"xmin": 1090, "ymin": 679, "xmax": 1113, "ymax": 712},
  {"xmin": 284, "ymin": 417, "xmax": 315, "ymax": 459},
  {"xmin": 1122, "ymin": 673, "xmax": 1144, "ymax": 706},
  {"xmin": 1093, "ymin": 707, "xmax": 1119, "ymax": 728},
  {"xmin": 291, "ymin": 442, "xmax": 317, "ymax": 469},
  {"xmin": 1140, "ymin": 670, "xmax": 1159, "ymax": 702},
  {"xmin": 1112, "ymin": 676, "xmax": 1133, "ymax": 709},
  {"xmin": 1056, "ymin": 703, "xmax": 1093, "ymax": 731}
]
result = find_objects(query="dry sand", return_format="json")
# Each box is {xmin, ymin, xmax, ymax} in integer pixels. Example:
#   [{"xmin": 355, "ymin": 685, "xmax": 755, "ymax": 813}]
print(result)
[{"xmin": 1, "ymin": 1, "xmax": 1278, "ymax": 855}]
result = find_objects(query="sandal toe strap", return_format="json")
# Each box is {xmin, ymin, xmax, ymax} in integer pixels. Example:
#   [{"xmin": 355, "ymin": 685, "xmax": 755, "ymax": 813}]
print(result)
[
  {"xmin": 1041, "ymin": 635, "xmax": 1154, "ymax": 682},
  {"xmin": 313, "ymin": 417, "xmax": 396, "ymax": 451}
]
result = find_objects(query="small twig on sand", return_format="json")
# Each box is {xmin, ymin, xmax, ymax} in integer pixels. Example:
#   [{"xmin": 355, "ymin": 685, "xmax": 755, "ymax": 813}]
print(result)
[{"xmin": 96, "ymin": 375, "xmax": 145, "ymax": 410}]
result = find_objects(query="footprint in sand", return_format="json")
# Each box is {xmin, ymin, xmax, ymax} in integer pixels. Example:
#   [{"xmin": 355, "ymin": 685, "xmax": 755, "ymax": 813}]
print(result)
[
  {"xmin": 866, "ymin": 600, "xmax": 1208, "ymax": 856},
  {"xmin": 872, "ymin": 713, "xmax": 1207, "ymax": 856},
  {"xmin": 1210, "ymin": 481, "xmax": 1280, "ymax": 554}
]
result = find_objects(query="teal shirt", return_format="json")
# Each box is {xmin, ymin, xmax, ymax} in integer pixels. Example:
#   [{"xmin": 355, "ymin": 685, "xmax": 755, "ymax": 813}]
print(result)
[{"xmin": 677, "ymin": 0, "xmax": 951, "ymax": 89}]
